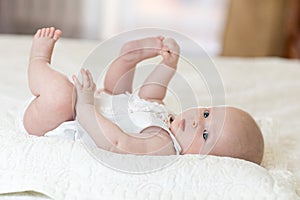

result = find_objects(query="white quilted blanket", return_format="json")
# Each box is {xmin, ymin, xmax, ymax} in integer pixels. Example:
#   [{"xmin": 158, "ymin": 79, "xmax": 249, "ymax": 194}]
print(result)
[
  {"xmin": 0, "ymin": 116, "xmax": 297, "ymax": 200},
  {"xmin": 0, "ymin": 35, "xmax": 299, "ymax": 199}
]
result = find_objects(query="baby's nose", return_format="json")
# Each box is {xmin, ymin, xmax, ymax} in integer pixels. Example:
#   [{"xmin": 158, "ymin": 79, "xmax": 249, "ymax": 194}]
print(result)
[{"xmin": 192, "ymin": 120, "xmax": 198, "ymax": 128}]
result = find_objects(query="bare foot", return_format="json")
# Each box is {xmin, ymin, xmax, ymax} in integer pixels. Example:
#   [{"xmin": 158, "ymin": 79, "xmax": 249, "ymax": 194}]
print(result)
[
  {"xmin": 160, "ymin": 38, "xmax": 180, "ymax": 68},
  {"xmin": 29, "ymin": 27, "xmax": 62, "ymax": 64},
  {"xmin": 120, "ymin": 36, "xmax": 164, "ymax": 63}
]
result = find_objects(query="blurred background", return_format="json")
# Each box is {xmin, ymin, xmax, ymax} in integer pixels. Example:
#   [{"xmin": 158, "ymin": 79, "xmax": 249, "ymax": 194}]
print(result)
[{"xmin": 0, "ymin": 0, "xmax": 299, "ymax": 58}]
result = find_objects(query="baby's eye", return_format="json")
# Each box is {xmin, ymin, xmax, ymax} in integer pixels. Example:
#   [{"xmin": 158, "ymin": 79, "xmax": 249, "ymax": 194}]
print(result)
[
  {"xmin": 203, "ymin": 110, "xmax": 209, "ymax": 118},
  {"xmin": 203, "ymin": 130, "xmax": 209, "ymax": 140}
]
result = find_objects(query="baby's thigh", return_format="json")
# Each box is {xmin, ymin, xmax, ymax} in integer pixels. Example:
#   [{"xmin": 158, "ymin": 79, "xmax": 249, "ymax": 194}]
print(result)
[{"xmin": 23, "ymin": 83, "xmax": 75, "ymax": 136}]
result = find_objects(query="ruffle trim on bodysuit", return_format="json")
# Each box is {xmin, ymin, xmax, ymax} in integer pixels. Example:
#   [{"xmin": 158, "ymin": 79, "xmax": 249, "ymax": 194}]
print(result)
[
  {"xmin": 128, "ymin": 94, "xmax": 182, "ymax": 155},
  {"xmin": 128, "ymin": 94, "xmax": 169, "ymax": 122}
]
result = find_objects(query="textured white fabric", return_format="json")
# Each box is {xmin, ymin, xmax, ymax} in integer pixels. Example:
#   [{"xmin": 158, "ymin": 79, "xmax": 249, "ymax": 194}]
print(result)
[
  {"xmin": 0, "ymin": 119, "xmax": 298, "ymax": 199},
  {"xmin": 0, "ymin": 35, "xmax": 299, "ymax": 199}
]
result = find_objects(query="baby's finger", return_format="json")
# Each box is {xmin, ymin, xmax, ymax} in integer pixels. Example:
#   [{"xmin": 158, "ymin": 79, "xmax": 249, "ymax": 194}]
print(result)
[
  {"xmin": 86, "ymin": 69, "xmax": 93, "ymax": 81},
  {"xmin": 86, "ymin": 69, "xmax": 95, "ymax": 89},
  {"xmin": 81, "ymin": 68, "xmax": 90, "ymax": 88},
  {"xmin": 72, "ymin": 75, "xmax": 82, "ymax": 90}
]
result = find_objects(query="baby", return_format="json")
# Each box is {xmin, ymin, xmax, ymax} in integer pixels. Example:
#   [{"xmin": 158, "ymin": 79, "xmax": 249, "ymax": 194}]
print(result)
[{"xmin": 22, "ymin": 27, "xmax": 264, "ymax": 165}]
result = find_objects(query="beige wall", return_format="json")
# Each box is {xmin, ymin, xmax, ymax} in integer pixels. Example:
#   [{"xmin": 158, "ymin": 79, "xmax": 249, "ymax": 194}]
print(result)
[
  {"xmin": 222, "ymin": 0, "xmax": 288, "ymax": 57},
  {"xmin": 0, "ymin": 0, "xmax": 84, "ymax": 38}
]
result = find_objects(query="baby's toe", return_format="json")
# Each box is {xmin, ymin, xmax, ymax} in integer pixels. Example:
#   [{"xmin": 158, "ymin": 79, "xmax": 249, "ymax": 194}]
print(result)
[
  {"xmin": 48, "ymin": 27, "xmax": 55, "ymax": 38},
  {"xmin": 34, "ymin": 29, "xmax": 42, "ymax": 38},
  {"xmin": 53, "ymin": 29, "xmax": 62, "ymax": 41}
]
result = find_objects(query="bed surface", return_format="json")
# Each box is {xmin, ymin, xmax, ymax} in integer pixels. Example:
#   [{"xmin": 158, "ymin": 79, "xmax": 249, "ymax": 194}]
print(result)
[{"xmin": 0, "ymin": 34, "xmax": 299, "ymax": 199}]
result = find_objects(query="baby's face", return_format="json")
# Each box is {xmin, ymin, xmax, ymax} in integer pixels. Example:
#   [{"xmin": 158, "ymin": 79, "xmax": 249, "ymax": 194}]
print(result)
[
  {"xmin": 170, "ymin": 107, "xmax": 220, "ymax": 154},
  {"xmin": 170, "ymin": 107, "xmax": 248, "ymax": 154},
  {"xmin": 170, "ymin": 106, "xmax": 264, "ymax": 164}
]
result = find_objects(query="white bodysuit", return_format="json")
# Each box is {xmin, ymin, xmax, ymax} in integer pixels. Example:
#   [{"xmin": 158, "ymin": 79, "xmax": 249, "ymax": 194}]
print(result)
[
  {"xmin": 17, "ymin": 92, "xmax": 182, "ymax": 155},
  {"xmin": 96, "ymin": 92, "xmax": 182, "ymax": 154}
]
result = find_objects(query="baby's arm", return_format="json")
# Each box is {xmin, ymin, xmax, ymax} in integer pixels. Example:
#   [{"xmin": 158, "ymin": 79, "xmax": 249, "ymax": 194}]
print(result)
[
  {"xmin": 73, "ymin": 69, "xmax": 175, "ymax": 155},
  {"xmin": 138, "ymin": 38, "xmax": 180, "ymax": 104}
]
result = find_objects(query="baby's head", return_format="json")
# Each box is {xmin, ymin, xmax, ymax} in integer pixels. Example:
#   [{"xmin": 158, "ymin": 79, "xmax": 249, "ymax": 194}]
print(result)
[{"xmin": 170, "ymin": 106, "xmax": 264, "ymax": 164}]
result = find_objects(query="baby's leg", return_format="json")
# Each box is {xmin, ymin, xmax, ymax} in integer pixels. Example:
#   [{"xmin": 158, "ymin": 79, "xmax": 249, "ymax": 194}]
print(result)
[
  {"xmin": 138, "ymin": 38, "xmax": 180, "ymax": 104},
  {"xmin": 23, "ymin": 27, "xmax": 75, "ymax": 136},
  {"xmin": 104, "ymin": 36, "xmax": 164, "ymax": 94}
]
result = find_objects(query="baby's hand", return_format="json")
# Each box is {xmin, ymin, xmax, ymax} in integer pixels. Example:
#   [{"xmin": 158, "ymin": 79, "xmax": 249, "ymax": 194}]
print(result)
[
  {"xmin": 160, "ymin": 38, "xmax": 180, "ymax": 68},
  {"xmin": 72, "ymin": 68, "xmax": 96, "ymax": 107}
]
